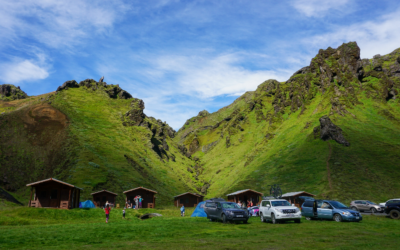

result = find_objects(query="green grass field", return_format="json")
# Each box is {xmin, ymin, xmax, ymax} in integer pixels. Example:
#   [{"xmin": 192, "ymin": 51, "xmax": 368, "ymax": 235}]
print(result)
[{"xmin": 1, "ymin": 207, "xmax": 399, "ymax": 249}]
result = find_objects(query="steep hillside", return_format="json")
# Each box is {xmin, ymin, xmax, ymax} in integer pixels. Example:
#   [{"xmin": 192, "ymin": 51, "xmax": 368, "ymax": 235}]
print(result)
[
  {"xmin": 175, "ymin": 42, "xmax": 400, "ymax": 203},
  {"xmin": 1, "ymin": 42, "xmax": 399, "ymax": 206},
  {"xmin": 0, "ymin": 79, "xmax": 200, "ymax": 205}
]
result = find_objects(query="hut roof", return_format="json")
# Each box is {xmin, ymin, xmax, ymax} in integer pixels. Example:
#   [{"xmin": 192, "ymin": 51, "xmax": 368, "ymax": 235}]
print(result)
[
  {"xmin": 226, "ymin": 189, "xmax": 263, "ymax": 196},
  {"xmin": 90, "ymin": 190, "xmax": 118, "ymax": 196},
  {"xmin": 174, "ymin": 192, "xmax": 204, "ymax": 198},
  {"xmin": 123, "ymin": 187, "xmax": 157, "ymax": 194},
  {"xmin": 26, "ymin": 178, "xmax": 83, "ymax": 190},
  {"xmin": 281, "ymin": 191, "xmax": 315, "ymax": 197}
]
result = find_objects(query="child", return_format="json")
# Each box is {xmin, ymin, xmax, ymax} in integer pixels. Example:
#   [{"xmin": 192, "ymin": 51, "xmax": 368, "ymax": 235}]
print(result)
[
  {"xmin": 122, "ymin": 208, "xmax": 126, "ymax": 219},
  {"xmin": 104, "ymin": 204, "xmax": 111, "ymax": 223},
  {"xmin": 180, "ymin": 204, "xmax": 185, "ymax": 217},
  {"xmin": 139, "ymin": 196, "xmax": 143, "ymax": 208},
  {"xmin": 134, "ymin": 196, "xmax": 139, "ymax": 210}
]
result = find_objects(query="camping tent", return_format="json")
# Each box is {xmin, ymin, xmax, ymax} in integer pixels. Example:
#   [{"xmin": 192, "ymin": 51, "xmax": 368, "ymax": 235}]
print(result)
[
  {"xmin": 191, "ymin": 201, "xmax": 207, "ymax": 217},
  {"xmin": 79, "ymin": 200, "xmax": 96, "ymax": 208}
]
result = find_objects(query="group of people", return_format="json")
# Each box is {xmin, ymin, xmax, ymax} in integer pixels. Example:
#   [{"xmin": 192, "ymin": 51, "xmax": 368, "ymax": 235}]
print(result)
[
  {"xmin": 125, "ymin": 195, "xmax": 143, "ymax": 209},
  {"xmin": 237, "ymin": 200, "xmax": 254, "ymax": 208}
]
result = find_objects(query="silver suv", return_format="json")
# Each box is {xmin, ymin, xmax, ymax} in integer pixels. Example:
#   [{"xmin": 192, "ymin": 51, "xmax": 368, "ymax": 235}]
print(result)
[
  {"xmin": 259, "ymin": 199, "xmax": 302, "ymax": 224},
  {"xmin": 350, "ymin": 200, "xmax": 383, "ymax": 213}
]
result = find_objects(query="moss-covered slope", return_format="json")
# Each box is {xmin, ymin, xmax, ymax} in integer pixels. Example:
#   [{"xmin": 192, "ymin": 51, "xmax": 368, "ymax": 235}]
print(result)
[
  {"xmin": 175, "ymin": 42, "xmax": 400, "ymax": 203},
  {"xmin": 0, "ymin": 80, "xmax": 200, "ymax": 205}
]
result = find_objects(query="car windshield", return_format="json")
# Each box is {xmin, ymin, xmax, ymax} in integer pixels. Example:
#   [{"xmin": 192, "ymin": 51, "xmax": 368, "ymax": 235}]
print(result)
[
  {"xmin": 366, "ymin": 201, "xmax": 376, "ymax": 205},
  {"xmin": 330, "ymin": 201, "xmax": 348, "ymax": 209},
  {"xmin": 271, "ymin": 201, "xmax": 291, "ymax": 207},
  {"xmin": 222, "ymin": 203, "xmax": 241, "ymax": 209}
]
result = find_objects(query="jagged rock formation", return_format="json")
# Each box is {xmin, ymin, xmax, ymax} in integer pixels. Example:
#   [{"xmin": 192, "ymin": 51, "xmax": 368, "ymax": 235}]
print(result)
[
  {"xmin": 315, "ymin": 116, "xmax": 350, "ymax": 146},
  {"xmin": 56, "ymin": 79, "xmax": 133, "ymax": 99},
  {"xmin": 0, "ymin": 84, "xmax": 28, "ymax": 101}
]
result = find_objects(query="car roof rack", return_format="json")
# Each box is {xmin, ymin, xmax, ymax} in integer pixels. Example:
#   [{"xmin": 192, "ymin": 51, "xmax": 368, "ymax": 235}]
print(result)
[{"xmin": 262, "ymin": 196, "xmax": 276, "ymax": 200}]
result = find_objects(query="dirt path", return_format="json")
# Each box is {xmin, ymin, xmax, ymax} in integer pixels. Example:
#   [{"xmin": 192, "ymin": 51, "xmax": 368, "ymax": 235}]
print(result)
[{"xmin": 326, "ymin": 142, "xmax": 333, "ymax": 191}]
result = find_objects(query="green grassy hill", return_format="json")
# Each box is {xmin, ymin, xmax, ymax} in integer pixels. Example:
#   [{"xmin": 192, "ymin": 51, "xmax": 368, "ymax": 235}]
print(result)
[
  {"xmin": 174, "ymin": 42, "xmax": 400, "ymax": 203},
  {"xmin": 1, "ymin": 41, "xmax": 399, "ymax": 206}
]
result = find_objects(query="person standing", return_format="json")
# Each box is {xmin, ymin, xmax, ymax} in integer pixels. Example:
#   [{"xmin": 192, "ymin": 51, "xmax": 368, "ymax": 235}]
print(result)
[
  {"xmin": 122, "ymin": 208, "xmax": 126, "ymax": 219},
  {"xmin": 237, "ymin": 200, "xmax": 242, "ymax": 207},
  {"xmin": 180, "ymin": 204, "xmax": 185, "ymax": 217},
  {"xmin": 139, "ymin": 196, "xmax": 143, "ymax": 209},
  {"xmin": 134, "ymin": 196, "xmax": 139, "ymax": 209},
  {"xmin": 104, "ymin": 204, "xmax": 111, "ymax": 223}
]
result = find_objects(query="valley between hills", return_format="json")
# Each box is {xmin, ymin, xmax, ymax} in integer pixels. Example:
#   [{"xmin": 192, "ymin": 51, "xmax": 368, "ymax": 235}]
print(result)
[{"xmin": 1, "ymin": 41, "xmax": 400, "ymax": 206}]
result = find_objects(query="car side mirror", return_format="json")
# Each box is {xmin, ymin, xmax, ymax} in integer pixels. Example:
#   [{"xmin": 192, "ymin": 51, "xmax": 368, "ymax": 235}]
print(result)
[
  {"xmin": 267, "ymin": 204, "xmax": 270, "ymax": 207},
  {"xmin": 292, "ymin": 204, "xmax": 295, "ymax": 206}
]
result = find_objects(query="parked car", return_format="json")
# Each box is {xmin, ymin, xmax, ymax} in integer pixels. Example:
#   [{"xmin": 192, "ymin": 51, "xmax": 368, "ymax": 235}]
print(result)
[
  {"xmin": 248, "ymin": 206, "xmax": 259, "ymax": 216},
  {"xmin": 301, "ymin": 200, "xmax": 362, "ymax": 222},
  {"xmin": 384, "ymin": 199, "xmax": 400, "ymax": 219},
  {"xmin": 259, "ymin": 199, "xmax": 302, "ymax": 224},
  {"xmin": 380, "ymin": 198, "xmax": 400, "ymax": 207},
  {"xmin": 204, "ymin": 201, "xmax": 249, "ymax": 223},
  {"xmin": 350, "ymin": 200, "xmax": 384, "ymax": 213}
]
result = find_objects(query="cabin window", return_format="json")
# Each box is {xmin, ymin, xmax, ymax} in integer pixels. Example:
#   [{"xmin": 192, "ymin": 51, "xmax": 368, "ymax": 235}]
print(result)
[
  {"xmin": 102, "ymin": 196, "xmax": 107, "ymax": 202},
  {"xmin": 50, "ymin": 189, "xmax": 58, "ymax": 199},
  {"xmin": 180, "ymin": 198, "xmax": 184, "ymax": 204},
  {"xmin": 95, "ymin": 197, "xmax": 100, "ymax": 202}
]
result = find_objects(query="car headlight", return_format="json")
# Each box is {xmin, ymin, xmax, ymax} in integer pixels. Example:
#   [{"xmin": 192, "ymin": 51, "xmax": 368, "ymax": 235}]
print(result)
[
  {"xmin": 295, "ymin": 208, "xmax": 300, "ymax": 213},
  {"xmin": 341, "ymin": 211, "xmax": 351, "ymax": 216},
  {"xmin": 275, "ymin": 209, "xmax": 283, "ymax": 213},
  {"xmin": 227, "ymin": 211, "xmax": 234, "ymax": 215}
]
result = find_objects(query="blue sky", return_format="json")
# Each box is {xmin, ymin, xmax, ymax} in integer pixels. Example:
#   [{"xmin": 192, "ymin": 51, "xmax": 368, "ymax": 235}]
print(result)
[{"xmin": 1, "ymin": 0, "xmax": 400, "ymax": 129}]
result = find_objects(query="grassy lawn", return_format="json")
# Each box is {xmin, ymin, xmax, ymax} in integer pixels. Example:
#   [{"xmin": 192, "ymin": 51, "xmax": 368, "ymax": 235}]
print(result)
[{"xmin": 1, "ymin": 207, "xmax": 399, "ymax": 249}]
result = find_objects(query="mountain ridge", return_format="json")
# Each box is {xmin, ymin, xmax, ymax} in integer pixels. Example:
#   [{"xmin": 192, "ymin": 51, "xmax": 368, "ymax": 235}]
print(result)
[{"xmin": 1, "ymin": 41, "xmax": 400, "ymax": 206}]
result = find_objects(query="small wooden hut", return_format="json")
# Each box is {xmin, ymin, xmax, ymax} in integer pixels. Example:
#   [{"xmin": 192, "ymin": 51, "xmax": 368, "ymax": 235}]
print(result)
[
  {"xmin": 226, "ymin": 189, "xmax": 263, "ymax": 207},
  {"xmin": 27, "ymin": 178, "xmax": 82, "ymax": 209},
  {"xmin": 91, "ymin": 190, "xmax": 118, "ymax": 207},
  {"xmin": 281, "ymin": 191, "xmax": 315, "ymax": 208},
  {"xmin": 174, "ymin": 192, "xmax": 204, "ymax": 207},
  {"xmin": 123, "ymin": 187, "xmax": 157, "ymax": 208}
]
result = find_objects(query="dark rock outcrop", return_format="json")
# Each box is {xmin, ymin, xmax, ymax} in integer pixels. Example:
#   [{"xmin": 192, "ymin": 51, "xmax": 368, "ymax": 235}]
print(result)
[
  {"xmin": 123, "ymin": 98, "xmax": 146, "ymax": 126},
  {"xmin": 56, "ymin": 80, "xmax": 79, "ymax": 91},
  {"xmin": 318, "ymin": 116, "xmax": 350, "ymax": 146},
  {"xmin": 99, "ymin": 76, "xmax": 104, "ymax": 83},
  {"xmin": 0, "ymin": 84, "xmax": 28, "ymax": 100},
  {"xmin": 198, "ymin": 110, "xmax": 210, "ymax": 117}
]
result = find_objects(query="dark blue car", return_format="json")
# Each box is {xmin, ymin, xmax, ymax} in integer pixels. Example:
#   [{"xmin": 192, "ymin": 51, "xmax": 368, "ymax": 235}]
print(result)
[
  {"xmin": 204, "ymin": 201, "xmax": 249, "ymax": 223},
  {"xmin": 301, "ymin": 199, "xmax": 362, "ymax": 222}
]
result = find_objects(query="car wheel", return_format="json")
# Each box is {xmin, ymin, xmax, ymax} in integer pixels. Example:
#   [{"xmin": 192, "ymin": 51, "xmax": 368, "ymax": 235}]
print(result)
[
  {"xmin": 351, "ymin": 206, "xmax": 358, "ymax": 211},
  {"xmin": 295, "ymin": 219, "xmax": 301, "ymax": 223},
  {"xmin": 271, "ymin": 214, "xmax": 278, "ymax": 224},
  {"xmin": 305, "ymin": 217, "xmax": 312, "ymax": 221},
  {"xmin": 371, "ymin": 208, "xmax": 377, "ymax": 213},
  {"xmin": 243, "ymin": 220, "xmax": 248, "ymax": 224},
  {"xmin": 390, "ymin": 210, "xmax": 400, "ymax": 219},
  {"xmin": 334, "ymin": 214, "xmax": 343, "ymax": 222},
  {"xmin": 260, "ymin": 213, "xmax": 265, "ymax": 222},
  {"xmin": 222, "ymin": 214, "xmax": 227, "ymax": 223}
]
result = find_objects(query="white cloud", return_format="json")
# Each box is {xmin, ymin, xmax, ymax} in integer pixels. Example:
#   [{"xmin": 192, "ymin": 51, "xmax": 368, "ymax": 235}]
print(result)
[
  {"xmin": 292, "ymin": 0, "xmax": 350, "ymax": 17},
  {"xmin": 304, "ymin": 9, "xmax": 400, "ymax": 58},
  {"xmin": 0, "ymin": 0, "xmax": 129, "ymax": 49},
  {"xmin": 0, "ymin": 60, "xmax": 49, "ymax": 84},
  {"xmin": 151, "ymin": 53, "xmax": 292, "ymax": 98}
]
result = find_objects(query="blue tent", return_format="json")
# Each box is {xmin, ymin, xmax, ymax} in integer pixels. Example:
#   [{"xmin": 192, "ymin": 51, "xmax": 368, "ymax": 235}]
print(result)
[
  {"xmin": 191, "ymin": 201, "xmax": 207, "ymax": 217},
  {"xmin": 79, "ymin": 200, "xmax": 96, "ymax": 208}
]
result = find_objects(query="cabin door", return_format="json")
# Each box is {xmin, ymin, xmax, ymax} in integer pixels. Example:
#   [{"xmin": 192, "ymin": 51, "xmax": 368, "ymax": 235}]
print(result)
[{"xmin": 49, "ymin": 189, "xmax": 59, "ymax": 207}]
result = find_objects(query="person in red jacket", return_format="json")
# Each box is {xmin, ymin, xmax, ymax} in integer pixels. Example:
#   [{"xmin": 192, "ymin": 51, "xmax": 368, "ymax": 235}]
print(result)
[{"xmin": 105, "ymin": 204, "xmax": 111, "ymax": 223}]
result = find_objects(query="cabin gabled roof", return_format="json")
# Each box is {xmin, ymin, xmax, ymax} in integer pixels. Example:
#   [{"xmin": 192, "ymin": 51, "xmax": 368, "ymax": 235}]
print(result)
[
  {"xmin": 26, "ymin": 178, "xmax": 83, "ymax": 190},
  {"xmin": 90, "ymin": 190, "xmax": 118, "ymax": 196},
  {"xmin": 281, "ymin": 191, "xmax": 315, "ymax": 197},
  {"xmin": 174, "ymin": 192, "xmax": 205, "ymax": 198},
  {"xmin": 226, "ymin": 189, "xmax": 263, "ymax": 196},
  {"xmin": 123, "ymin": 187, "xmax": 157, "ymax": 194}
]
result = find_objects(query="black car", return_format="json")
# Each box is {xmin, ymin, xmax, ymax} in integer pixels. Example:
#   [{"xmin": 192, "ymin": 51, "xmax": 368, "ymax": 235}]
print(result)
[
  {"xmin": 204, "ymin": 201, "xmax": 249, "ymax": 223},
  {"xmin": 384, "ymin": 199, "xmax": 400, "ymax": 219}
]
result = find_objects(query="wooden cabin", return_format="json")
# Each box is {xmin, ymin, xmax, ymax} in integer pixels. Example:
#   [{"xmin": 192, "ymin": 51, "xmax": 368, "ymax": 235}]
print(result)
[
  {"xmin": 226, "ymin": 189, "xmax": 263, "ymax": 207},
  {"xmin": 281, "ymin": 191, "xmax": 315, "ymax": 208},
  {"xmin": 174, "ymin": 192, "xmax": 204, "ymax": 207},
  {"xmin": 27, "ymin": 178, "xmax": 82, "ymax": 209},
  {"xmin": 91, "ymin": 190, "xmax": 118, "ymax": 208},
  {"xmin": 123, "ymin": 187, "xmax": 157, "ymax": 208}
]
